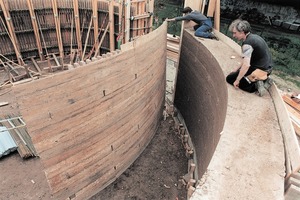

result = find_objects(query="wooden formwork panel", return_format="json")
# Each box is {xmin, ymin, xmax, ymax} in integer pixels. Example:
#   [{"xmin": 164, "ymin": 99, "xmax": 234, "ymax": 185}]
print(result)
[
  {"xmin": 12, "ymin": 22, "xmax": 167, "ymax": 200},
  {"xmin": 0, "ymin": 0, "xmax": 153, "ymax": 60},
  {"xmin": 174, "ymin": 30, "xmax": 228, "ymax": 179}
]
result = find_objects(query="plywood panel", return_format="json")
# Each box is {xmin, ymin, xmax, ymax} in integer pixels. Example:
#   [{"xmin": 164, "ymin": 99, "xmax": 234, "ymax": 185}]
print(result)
[
  {"xmin": 13, "ymin": 22, "xmax": 167, "ymax": 200},
  {"xmin": 174, "ymin": 29, "xmax": 228, "ymax": 179}
]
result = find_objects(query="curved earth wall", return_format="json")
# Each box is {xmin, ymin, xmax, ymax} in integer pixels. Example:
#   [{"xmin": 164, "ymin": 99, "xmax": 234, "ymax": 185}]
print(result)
[
  {"xmin": 12, "ymin": 23, "xmax": 167, "ymax": 200},
  {"xmin": 174, "ymin": 30, "xmax": 228, "ymax": 178}
]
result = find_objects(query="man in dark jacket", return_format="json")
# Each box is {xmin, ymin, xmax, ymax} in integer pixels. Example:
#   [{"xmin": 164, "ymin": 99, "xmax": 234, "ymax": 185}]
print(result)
[
  {"xmin": 166, "ymin": 6, "xmax": 218, "ymax": 40},
  {"xmin": 226, "ymin": 19, "xmax": 273, "ymax": 97}
]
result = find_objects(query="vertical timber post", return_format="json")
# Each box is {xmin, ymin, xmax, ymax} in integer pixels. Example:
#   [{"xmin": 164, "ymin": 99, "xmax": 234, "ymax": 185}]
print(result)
[
  {"xmin": 51, "ymin": 0, "xmax": 64, "ymax": 68},
  {"xmin": 214, "ymin": 0, "xmax": 220, "ymax": 31},
  {"xmin": 0, "ymin": 0, "xmax": 24, "ymax": 65},
  {"xmin": 125, "ymin": 0, "xmax": 130, "ymax": 42},
  {"xmin": 27, "ymin": 0, "xmax": 45, "ymax": 61},
  {"xmin": 73, "ymin": 0, "xmax": 83, "ymax": 58},
  {"xmin": 92, "ymin": 0, "xmax": 98, "ymax": 45},
  {"xmin": 109, "ymin": 0, "xmax": 115, "ymax": 51}
]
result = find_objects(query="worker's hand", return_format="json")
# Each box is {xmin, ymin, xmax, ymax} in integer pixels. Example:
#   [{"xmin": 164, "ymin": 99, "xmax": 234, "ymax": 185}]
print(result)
[
  {"xmin": 165, "ymin": 18, "xmax": 173, "ymax": 22},
  {"xmin": 233, "ymin": 80, "xmax": 239, "ymax": 89}
]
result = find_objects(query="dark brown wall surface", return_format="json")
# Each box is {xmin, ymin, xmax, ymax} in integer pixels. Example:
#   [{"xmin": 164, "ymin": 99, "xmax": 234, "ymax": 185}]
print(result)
[
  {"xmin": 12, "ymin": 23, "xmax": 167, "ymax": 200},
  {"xmin": 174, "ymin": 30, "xmax": 228, "ymax": 178}
]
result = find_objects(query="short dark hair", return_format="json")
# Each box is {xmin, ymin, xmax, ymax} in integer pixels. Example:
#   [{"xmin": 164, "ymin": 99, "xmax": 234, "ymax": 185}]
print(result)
[{"xmin": 182, "ymin": 7, "xmax": 192, "ymax": 14}]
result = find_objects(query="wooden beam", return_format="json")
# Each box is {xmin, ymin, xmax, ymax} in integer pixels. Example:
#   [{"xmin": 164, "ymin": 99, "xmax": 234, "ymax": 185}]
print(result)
[
  {"xmin": 82, "ymin": 16, "xmax": 93, "ymax": 60},
  {"xmin": 51, "ymin": 0, "xmax": 64, "ymax": 68},
  {"xmin": 125, "ymin": 0, "xmax": 130, "ymax": 42},
  {"xmin": 118, "ymin": 0, "xmax": 123, "ymax": 46},
  {"xmin": 26, "ymin": 0, "xmax": 44, "ymax": 61},
  {"xmin": 0, "ymin": 0, "xmax": 24, "ymax": 66},
  {"xmin": 269, "ymin": 84, "xmax": 300, "ymax": 174},
  {"xmin": 207, "ymin": 0, "xmax": 216, "ymax": 17},
  {"xmin": 73, "ymin": 0, "xmax": 82, "ymax": 58},
  {"xmin": 109, "ymin": 0, "xmax": 115, "ymax": 51},
  {"xmin": 283, "ymin": 95, "xmax": 300, "ymax": 113},
  {"xmin": 92, "ymin": 0, "xmax": 98, "ymax": 45},
  {"xmin": 147, "ymin": 0, "xmax": 154, "ymax": 33},
  {"xmin": 94, "ymin": 22, "xmax": 110, "ymax": 57},
  {"xmin": 214, "ymin": 0, "xmax": 220, "ymax": 31}
]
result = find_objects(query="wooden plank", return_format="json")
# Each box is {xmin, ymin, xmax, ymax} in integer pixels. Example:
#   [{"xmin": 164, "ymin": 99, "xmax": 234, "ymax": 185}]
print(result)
[
  {"xmin": 92, "ymin": 0, "xmax": 98, "ymax": 45},
  {"xmin": 26, "ymin": 0, "xmax": 44, "ymax": 61},
  {"xmin": 125, "ymin": 0, "xmax": 130, "ymax": 43},
  {"xmin": 291, "ymin": 119, "xmax": 300, "ymax": 137},
  {"xmin": 184, "ymin": 0, "xmax": 202, "ymax": 12},
  {"xmin": 285, "ymin": 184, "xmax": 300, "ymax": 200},
  {"xmin": 269, "ymin": 84, "xmax": 300, "ymax": 174},
  {"xmin": 0, "ymin": 0, "xmax": 24, "ymax": 65},
  {"xmin": 109, "ymin": 0, "xmax": 115, "ymax": 51},
  {"xmin": 30, "ymin": 57, "xmax": 42, "ymax": 73},
  {"xmin": 207, "ymin": 0, "xmax": 216, "ymax": 17},
  {"xmin": 283, "ymin": 95, "xmax": 300, "ymax": 113},
  {"xmin": 0, "ymin": 102, "xmax": 9, "ymax": 107},
  {"xmin": 286, "ymin": 103, "xmax": 300, "ymax": 122},
  {"xmin": 73, "ymin": 0, "xmax": 82, "ymax": 58},
  {"xmin": 52, "ymin": 53, "xmax": 61, "ymax": 67},
  {"xmin": 214, "ymin": 0, "xmax": 220, "ymax": 31},
  {"xmin": 51, "ymin": 0, "xmax": 64, "ymax": 65}
]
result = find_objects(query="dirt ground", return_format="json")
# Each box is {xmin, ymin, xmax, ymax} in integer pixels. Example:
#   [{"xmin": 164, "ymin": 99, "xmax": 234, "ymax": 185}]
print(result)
[{"xmin": 90, "ymin": 117, "xmax": 188, "ymax": 200}]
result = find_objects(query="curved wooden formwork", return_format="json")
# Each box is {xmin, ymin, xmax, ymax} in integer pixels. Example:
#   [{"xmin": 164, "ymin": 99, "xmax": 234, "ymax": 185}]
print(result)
[
  {"xmin": 0, "ymin": 0, "xmax": 154, "ymax": 64},
  {"xmin": 174, "ymin": 30, "xmax": 228, "ymax": 180},
  {"xmin": 11, "ymin": 22, "xmax": 167, "ymax": 200}
]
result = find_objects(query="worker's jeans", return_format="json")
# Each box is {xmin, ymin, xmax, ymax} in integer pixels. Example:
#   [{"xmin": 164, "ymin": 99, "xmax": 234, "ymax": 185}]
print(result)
[
  {"xmin": 226, "ymin": 67, "xmax": 272, "ymax": 93},
  {"xmin": 194, "ymin": 18, "xmax": 213, "ymax": 38}
]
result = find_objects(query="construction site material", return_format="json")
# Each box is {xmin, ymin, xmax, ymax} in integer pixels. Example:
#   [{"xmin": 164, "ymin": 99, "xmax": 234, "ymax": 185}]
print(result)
[
  {"xmin": 0, "ymin": 116, "xmax": 37, "ymax": 158},
  {"xmin": 0, "ymin": 126, "xmax": 17, "ymax": 158}
]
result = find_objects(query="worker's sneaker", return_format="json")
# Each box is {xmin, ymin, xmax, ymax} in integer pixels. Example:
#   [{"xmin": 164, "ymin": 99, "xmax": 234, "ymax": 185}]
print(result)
[
  {"xmin": 264, "ymin": 77, "xmax": 274, "ymax": 90},
  {"xmin": 256, "ymin": 80, "xmax": 267, "ymax": 97},
  {"xmin": 210, "ymin": 32, "xmax": 219, "ymax": 41}
]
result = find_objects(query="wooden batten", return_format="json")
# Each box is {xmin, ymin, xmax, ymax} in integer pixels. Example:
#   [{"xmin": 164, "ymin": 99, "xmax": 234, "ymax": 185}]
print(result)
[
  {"xmin": 125, "ymin": 0, "xmax": 131, "ymax": 42},
  {"xmin": 206, "ymin": 0, "xmax": 216, "ymax": 17},
  {"xmin": 51, "ymin": 0, "xmax": 64, "ymax": 66},
  {"xmin": 0, "ymin": 0, "xmax": 24, "ymax": 65},
  {"xmin": 92, "ymin": 0, "xmax": 99, "ymax": 45},
  {"xmin": 214, "ymin": 0, "xmax": 220, "ymax": 31},
  {"xmin": 73, "ymin": 0, "xmax": 82, "ymax": 58},
  {"xmin": 26, "ymin": 0, "xmax": 44, "ymax": 61},
  {"xmin": 109, "ymin": 0, "xmax": 115, "ymax": 51}
]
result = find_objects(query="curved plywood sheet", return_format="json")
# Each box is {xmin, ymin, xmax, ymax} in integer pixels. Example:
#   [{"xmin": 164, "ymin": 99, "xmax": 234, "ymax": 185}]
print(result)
[
  {"xmin": 12, "ymin": 23, "xmax": 167, "ymax": 199},
  {"xmin": 174, "ymin": 30, "xmax": 228, "ymax": 178}
]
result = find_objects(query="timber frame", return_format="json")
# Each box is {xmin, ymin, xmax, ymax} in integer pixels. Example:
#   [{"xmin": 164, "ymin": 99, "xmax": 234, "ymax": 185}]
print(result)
[{"xmin": 0, "ymin": 0, "xmax": 154, "ymax": 64}]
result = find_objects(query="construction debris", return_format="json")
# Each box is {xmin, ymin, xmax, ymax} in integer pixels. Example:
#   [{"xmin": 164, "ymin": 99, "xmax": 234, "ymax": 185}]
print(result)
[
  {"xmin": 0, "ymin": 116, "xmax": 37, "ymax": 159},
  {"xmin": 0, "ymin": 126, "xmax": 17, "ymax": 158}
]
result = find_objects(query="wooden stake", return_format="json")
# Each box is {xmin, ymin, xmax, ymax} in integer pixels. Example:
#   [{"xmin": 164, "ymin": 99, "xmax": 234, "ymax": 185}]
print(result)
[
  {"xmin": 82, "ymin": 16, "xmax": 93, "ymax": 61},
  {"xmin": 94, "ymin": 22, "xmax": 110, "ymax": 57}
]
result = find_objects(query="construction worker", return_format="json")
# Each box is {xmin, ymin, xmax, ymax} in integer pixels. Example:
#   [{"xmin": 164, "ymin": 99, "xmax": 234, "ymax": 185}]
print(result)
[
  {"xmin": 166, "ymin": 6, "xmax": 218, "ymax": 40},
  {"xmin": 226, "ymin": 19, "xmax": 273, "ymax": 97}
]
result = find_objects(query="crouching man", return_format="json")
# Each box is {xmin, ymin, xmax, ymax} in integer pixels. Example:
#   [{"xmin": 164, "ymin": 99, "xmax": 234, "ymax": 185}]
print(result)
[{"xmin": 226, "ymin": 19, "xmax": 273, "ymax": 97}]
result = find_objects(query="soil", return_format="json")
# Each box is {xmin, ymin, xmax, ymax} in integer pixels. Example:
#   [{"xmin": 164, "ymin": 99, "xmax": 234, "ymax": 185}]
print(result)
[{"xmin": 90, "ymin": 117, "xmax": 188, "ymax": 200}]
